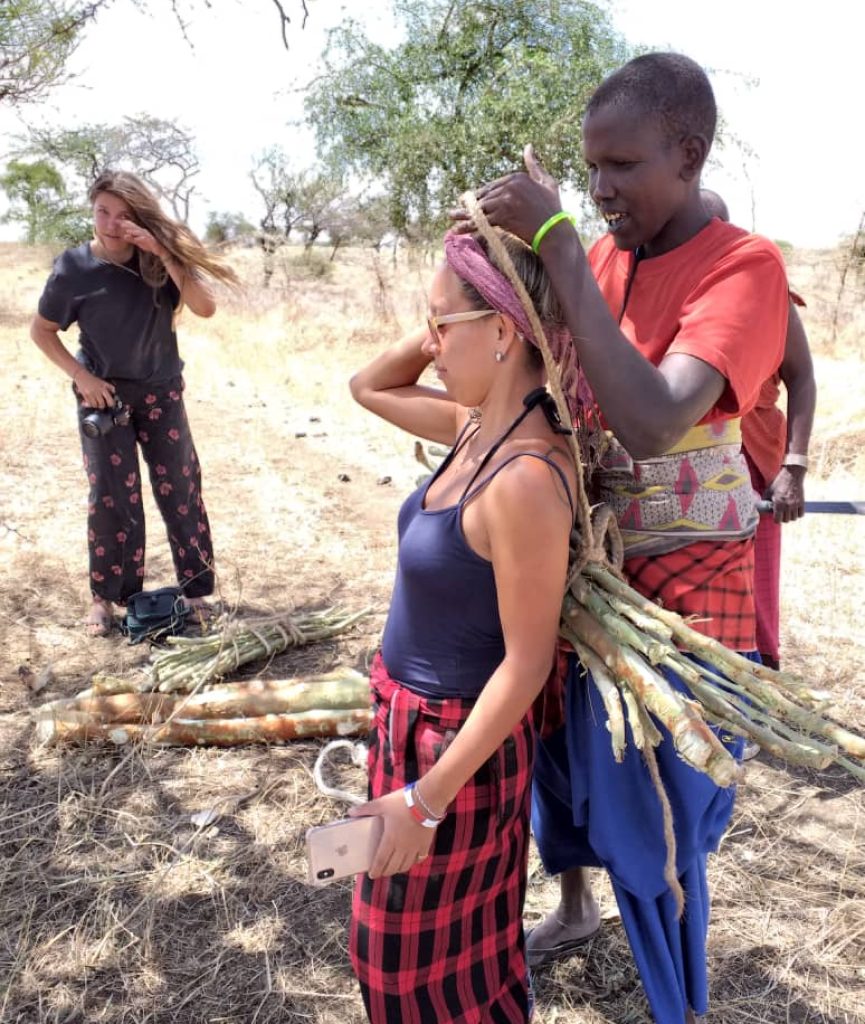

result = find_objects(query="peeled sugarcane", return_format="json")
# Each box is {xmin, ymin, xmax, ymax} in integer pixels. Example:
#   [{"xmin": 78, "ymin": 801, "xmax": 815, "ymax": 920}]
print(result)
[
  {"xmin": 564, "ymin": 557, "xmax": 865, "ymax": 781},
  {"xmin": 579, "ymin": 562, "xmax": 865, "ymax": 776},
  {"xmin": 35, "ymin": 670, "xmax": 369, "ymax": 726},
  {"xmin": 36, "ymin": 707, "xmax": 372, "ymax": 746},
  {"xmin": 463, "ymin": 191, "xmax": 865, "ymax": 789},
  {"xmin": 562, "ymin": 597, "xmax": 741, "ymax": 786}
]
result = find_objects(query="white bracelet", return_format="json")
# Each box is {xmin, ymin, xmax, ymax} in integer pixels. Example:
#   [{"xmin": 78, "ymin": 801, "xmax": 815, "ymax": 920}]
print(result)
[{"xmin": 783, "ymin": 453, "xmax": 809, "ymax": 470}]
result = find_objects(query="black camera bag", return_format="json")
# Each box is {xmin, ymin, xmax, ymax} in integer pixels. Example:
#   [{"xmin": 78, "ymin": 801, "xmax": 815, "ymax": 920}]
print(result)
[{"xmin": 121, "ymin": 587, "xmax": 189, "ymax": 645}]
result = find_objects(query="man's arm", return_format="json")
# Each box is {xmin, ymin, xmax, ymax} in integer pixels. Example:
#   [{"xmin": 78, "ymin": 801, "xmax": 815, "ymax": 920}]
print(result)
[
  {"xmin": 461, "ymin": 168, "xmax": 785, "ymax": 459},
  {"xmin": 539, "ymin": 228, "xmax": 727, "ymax": 456},
  {"xmin": 766, "ymin": 304, "xmax": 817, "ymax": 523}
]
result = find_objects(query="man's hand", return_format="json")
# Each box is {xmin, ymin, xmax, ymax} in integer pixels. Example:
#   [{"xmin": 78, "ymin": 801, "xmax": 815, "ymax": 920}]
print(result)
[
  {"xmin": 766, "ymin": 465, "xmax": 806, "ymax": 523},
  {"xmin": 450, "ymin": 144, "xmax": 564, "ymax": 246}
]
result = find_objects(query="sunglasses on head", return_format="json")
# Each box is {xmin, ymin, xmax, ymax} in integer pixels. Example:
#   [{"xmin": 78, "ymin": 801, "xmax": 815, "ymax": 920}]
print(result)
[{"xmin": 427, "ymin": 308, "xmax": 497, "ymax": 341}]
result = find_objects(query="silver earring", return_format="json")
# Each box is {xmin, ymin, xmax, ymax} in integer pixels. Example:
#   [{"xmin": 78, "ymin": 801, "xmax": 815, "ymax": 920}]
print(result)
[{"xmin": 495, "ymin": 351, "xmax": 504, "ymax": 363}]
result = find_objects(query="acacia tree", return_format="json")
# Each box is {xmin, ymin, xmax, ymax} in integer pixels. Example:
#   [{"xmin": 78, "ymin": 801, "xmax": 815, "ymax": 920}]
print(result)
[
  {"xmin": 249, "ymin": 149, "xmax": 352, "ymax": 281},
  {"xmin": 24, "ymin": 115, "xmax": 199, "ymax": 219},
  {"xmin": 204, "ymin": 210, "xmax": 256, "ymax": 245},
  {"xmin": 1, "ymin": 0, "xmax": 310, "ymax": 107},
  {"xmin": 0, "ymin": 0, "xmax": 108, "ymax": 105},
  {"xmin": 0, "ymin": 158, "xmax": 88, "ymax": 242},
  {"xmin": 304, "ymin": 0, "xmax": 630, "ymax": 239},
  {"xmin": 250, "ymin": 147, "xmax": 309, "ymax": 239}
]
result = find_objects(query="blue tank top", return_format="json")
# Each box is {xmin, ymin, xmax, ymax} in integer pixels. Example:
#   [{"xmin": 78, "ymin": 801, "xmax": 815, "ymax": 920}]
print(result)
[{"xmin": 381, "ymin": 409, "xmax": 574, "ymax": 699}]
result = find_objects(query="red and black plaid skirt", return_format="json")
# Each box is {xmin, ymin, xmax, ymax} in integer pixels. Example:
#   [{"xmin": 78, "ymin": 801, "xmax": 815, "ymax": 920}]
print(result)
[{"xmin": 349, "ymin": 653, "xmax": 535, "ymax": 1024}]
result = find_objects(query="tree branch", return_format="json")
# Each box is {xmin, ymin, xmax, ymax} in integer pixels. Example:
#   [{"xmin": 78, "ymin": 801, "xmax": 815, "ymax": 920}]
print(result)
[{"xmin": 271, "ymin": 0, "xmax": 310, "ymax": 48}]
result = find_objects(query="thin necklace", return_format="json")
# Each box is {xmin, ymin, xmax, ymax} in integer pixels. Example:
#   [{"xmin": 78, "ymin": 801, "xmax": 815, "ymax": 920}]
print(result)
[{"xmin": 91, "ymin": 240, "xmax": 140, "ymax": 278}]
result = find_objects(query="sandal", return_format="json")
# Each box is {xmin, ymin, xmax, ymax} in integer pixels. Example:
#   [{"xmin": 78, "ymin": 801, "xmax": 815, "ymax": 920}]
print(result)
[
  {"xmin": 525, "ymin": 908, "xmax": 601, "ymax": 969},
  {"xmin": 525, "ymin": 926, "xmax": 600, "ymax": 968}
]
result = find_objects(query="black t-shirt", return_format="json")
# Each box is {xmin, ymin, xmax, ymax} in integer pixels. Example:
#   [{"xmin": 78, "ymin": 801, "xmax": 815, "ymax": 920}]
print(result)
[{"xmin": 38, "ymin": 242, "xmax": 183, "ymax": 382}]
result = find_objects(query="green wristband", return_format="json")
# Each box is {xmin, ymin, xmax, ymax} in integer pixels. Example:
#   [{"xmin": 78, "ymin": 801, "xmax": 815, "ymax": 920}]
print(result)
[{"xmin": 532, "ymin": 211, "xmax": 576, "ymax": 254}]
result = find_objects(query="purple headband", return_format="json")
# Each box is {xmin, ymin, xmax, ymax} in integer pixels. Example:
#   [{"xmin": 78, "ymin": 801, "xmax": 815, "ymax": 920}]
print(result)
[
  {"xmin": 443, "ymin": 232, "xmax": 538, "ymax": 345},
  {"xmin": 442, "ymin": 231, "xmax": 590, "ymax": 421}
]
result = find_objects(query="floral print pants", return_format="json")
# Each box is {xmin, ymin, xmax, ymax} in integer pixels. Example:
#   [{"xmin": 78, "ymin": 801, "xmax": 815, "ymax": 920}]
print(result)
[{"xmin": 77, "ymin": 376, "xmax": 215, "ymax": 604}]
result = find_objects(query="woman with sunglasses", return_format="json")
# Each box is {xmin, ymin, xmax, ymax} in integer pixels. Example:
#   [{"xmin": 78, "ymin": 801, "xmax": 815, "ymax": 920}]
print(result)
[{"xmin": 347, "ymin": 228, "xmax": 578, "ymax": 1023}]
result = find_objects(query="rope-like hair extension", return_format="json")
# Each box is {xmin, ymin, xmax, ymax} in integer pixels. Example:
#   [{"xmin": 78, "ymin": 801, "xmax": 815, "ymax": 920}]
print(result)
[{"xmin": 460, "ymin": 191, "xmax": 623, "ymax": 573}]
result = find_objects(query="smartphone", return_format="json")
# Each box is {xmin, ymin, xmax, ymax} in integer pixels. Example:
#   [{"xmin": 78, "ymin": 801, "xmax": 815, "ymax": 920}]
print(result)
[{"xmin": 306, "ymin": 815, "xmax": 384, "ymax": 887}]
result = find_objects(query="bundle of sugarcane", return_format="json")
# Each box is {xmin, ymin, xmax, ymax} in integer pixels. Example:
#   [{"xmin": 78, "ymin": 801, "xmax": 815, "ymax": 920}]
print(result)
[
  {"xmin": 144, "ymin": 606, "xmax": 372, "ymax": 695},
  {"xmin": 464, "ymin": 193, "xmax": 865, "ymax": 790},
  {"xmin": 564, "ymin": 564, "xmax": 865, "ymax": 785},
  {"xmin": 34, "ymin": 668, "xmax": 372, "ymax": 746}
]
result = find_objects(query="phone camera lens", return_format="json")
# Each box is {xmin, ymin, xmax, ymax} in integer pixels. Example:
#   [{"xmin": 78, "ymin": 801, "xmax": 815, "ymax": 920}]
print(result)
[{"xmin": 317, "ymin": 868, "xmax": 335, "ymax": 880}]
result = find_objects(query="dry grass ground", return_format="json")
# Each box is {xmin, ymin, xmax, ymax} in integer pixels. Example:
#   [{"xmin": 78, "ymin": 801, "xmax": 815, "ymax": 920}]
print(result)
[{"xmin": 0, "ymin": 239, "xmax": 863, "ymax": 1023}]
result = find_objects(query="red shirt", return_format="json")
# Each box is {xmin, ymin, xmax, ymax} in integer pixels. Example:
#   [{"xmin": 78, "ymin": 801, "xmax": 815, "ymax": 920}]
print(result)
[
  {"xmin": 740, "ymin": 374, "xmax": 785, "ymax": 485},
  {"xmin": 588, "ymin": 219, "xmax": 789, "ymax": 649}
]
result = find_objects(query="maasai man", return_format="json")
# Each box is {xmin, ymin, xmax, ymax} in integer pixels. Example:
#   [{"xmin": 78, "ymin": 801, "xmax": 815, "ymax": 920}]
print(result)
[
  {"xmin": 702, "ymin": 188, "xmax": 816, "ymax": 675},
  {"xmin": 456, "ymin": 52, "xmax": 790, "ymax": 1024}
]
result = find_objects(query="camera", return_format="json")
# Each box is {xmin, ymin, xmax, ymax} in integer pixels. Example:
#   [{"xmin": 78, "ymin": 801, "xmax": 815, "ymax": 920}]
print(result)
[{"xmin": 81, "ymin": 397, "xmax": 131, "ymax": 438}]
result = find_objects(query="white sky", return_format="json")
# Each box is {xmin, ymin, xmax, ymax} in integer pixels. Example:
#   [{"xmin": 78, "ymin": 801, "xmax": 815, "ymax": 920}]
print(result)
[{"xmin": 2, "ymin": 0, "xmax": 863, "ymax": 248}]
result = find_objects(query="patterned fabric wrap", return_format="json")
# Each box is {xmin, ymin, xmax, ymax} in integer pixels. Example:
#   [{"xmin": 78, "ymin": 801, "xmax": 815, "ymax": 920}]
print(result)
[
  {"xmin": 443, "ymin": 231, "xmax": 591, "ymax": 425},
  {"xmin": 350, "ymin": 653, "xmax": 534, "ymax": 1024},
  {"xmin": 594, "ymin": 419, "xmax": 759, "ymax": 558}
]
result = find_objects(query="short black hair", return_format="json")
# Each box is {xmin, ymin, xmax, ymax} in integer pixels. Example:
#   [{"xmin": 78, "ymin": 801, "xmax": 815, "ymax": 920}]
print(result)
[{"xmin": 585, "ymin": 52, "xmax": 717, "ymax": 147}]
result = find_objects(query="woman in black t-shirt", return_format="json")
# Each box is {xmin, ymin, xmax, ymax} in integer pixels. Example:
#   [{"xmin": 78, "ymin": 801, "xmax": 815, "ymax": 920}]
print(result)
[{"xmin": 30, "ymin": 170, "xmax": 238, "ymax": 636}]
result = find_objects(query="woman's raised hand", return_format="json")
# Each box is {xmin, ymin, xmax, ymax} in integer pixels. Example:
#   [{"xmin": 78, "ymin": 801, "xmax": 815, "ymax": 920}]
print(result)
[
  {"xmin": 120, "ymin": 221, "xmax": 168, "ymax": 259},
  {"xmin": 451, "ymin": 144, "xmax": 563, "ymax": 245}
]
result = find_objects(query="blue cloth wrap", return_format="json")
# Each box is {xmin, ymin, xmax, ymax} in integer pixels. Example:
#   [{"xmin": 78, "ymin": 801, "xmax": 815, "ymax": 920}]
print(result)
[{"xmin": 532, "ymin": 651, "xmax": 757, "ymax": 1023}]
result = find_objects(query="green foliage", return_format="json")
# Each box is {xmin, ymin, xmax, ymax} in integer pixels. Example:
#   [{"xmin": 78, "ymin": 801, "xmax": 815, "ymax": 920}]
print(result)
[
  {"xmin": 0, "ymin": 0, "xmax": 106, "ymax": 105},
  {"xmin": 249, "ymin": 149, "xmax": 356, "ymax": 247},
  {"xmin": 304, "ymin": 0, "xmax": 630, "ymax": 238},
  {"xmin": 25, "ymin": 115, "xmax": 200, "ymax": 219},
  {"xmin": 288, "ymin": 249, "xmax": 334, "ymax": 280},
  {"xmin": 0, "ymin": 157, "xmax": 89, "ymax": 243},
  {"xmin": 205, "ymin": 210, "xmax": 256, "ymax": 245}
]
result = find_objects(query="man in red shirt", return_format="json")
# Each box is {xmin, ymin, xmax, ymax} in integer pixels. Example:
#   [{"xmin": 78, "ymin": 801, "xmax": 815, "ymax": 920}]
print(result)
[
  {"xmin": 458, "ymin": 52, "xmax": 789, "ymax": 1024},
  {"xmin": 701, "ymin": 188, "xmax": 816, "ymax": 671}
]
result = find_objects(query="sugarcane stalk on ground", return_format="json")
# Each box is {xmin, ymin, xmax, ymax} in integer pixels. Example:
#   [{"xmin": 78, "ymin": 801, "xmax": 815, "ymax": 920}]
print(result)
[
  {"xmin": 144, "ymin": 606, "xmax": 371, "ymax": 695},
  {"xmin": 34, "ymin": 606, "xmax": 374, "ymax": 748},
  {"xmin": 36, "ymin": 707, "xmax": 373, "ymax": 746},
  {"xmin": 35, "ymin": 670, "xmax": 369, "ymax": 726}
]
